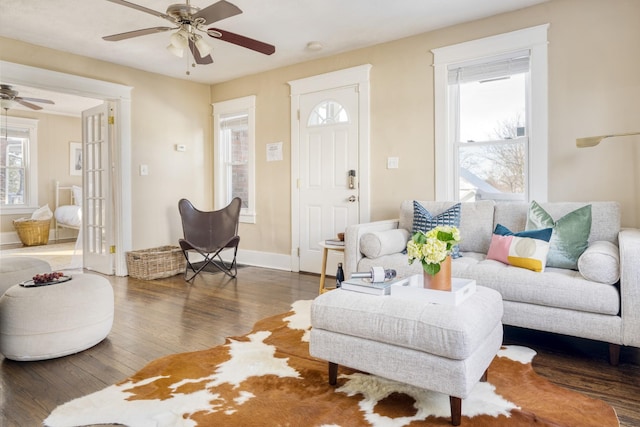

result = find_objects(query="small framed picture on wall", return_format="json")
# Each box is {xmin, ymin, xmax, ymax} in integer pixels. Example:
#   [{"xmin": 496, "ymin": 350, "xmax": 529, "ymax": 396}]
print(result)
[{"xmin": 70, "ymin": 142, "xmax": 82, "ymax": 176}]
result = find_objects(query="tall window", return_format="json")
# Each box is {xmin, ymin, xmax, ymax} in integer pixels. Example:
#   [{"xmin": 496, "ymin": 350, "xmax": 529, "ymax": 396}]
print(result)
[
  {"xmin": 433, "ymin": 25, "xmax": 549, "ymax": 202},
  {"xmin": 213, "ymin": 95, "xmax": 255, "ymax": 223},
  {"xmin": 0, "ymin": 116, "xmax": 39, "ymax": 213}
]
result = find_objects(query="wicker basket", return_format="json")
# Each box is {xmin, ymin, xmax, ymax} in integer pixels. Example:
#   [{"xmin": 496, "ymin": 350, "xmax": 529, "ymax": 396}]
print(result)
[
  {"xmin": 13, "ymin": 219, "xmax": 51, "ymax": 246},
  {"xmin": 126, "ymin": 245, "xmax": 186, "ymax": 280}
]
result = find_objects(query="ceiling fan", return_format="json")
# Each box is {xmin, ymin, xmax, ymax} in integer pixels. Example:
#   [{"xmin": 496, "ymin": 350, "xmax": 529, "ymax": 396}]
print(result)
[
  {"xmin": 0, "ymin": 84, "xmax": 55, "ymax": 110},
  {"xmin": 103, "ymin": 0, "xmax": 276, "ymax": 67}
]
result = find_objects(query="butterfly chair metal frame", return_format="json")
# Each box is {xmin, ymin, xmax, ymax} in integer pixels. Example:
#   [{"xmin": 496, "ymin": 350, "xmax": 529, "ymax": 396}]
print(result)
[{"xmin": 178, "ymin": 198, "xmax": 241, "ymax": 281}]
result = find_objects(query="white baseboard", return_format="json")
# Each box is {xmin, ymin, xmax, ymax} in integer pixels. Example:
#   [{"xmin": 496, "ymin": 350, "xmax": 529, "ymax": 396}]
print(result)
[
  {"xmin": 0, "ymin": 234, "xmax": 294, "ymax": 274},
  {"xmin": 0, "ymin": 231, "xmax": 21, "ymax": 246},
  {"xmin": 184, "ymin": 247, "xmax": 292, "ymax": 272},
  {"xmin": 0, "ymin": 229, "xmax": 78, "ymax": 247},
  {"xmin": 235, "ymin": 248, "xmax": 292, "ymax": 271}
]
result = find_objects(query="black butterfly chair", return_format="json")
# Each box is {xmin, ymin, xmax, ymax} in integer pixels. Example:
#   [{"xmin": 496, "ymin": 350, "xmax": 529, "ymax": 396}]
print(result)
[{"xmin": 178, "ymin": 198, "xmax": 241, "ymax": 281}]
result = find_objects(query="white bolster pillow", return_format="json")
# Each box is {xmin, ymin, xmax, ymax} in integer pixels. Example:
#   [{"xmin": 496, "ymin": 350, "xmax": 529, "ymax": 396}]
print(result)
[
  {"xmin": 577, "ymin": 240, "xmax": 620, "ymax": 285},
  {"xmin": 360, "ymin": 229, "xmax": 410, "ymax": 259}
]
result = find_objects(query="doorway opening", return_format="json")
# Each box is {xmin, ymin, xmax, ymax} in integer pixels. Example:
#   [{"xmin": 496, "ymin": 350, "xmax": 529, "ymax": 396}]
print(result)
[{"xmin": 1, "ymin": 60, "xmax": 133, "ymax": 275}]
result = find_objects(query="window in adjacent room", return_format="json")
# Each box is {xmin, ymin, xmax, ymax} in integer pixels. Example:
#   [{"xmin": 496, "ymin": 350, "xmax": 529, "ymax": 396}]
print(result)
[
  {"xmin": 213, "ymin": 95, "xmax": 255, "ymax": 223},
  {"xmin": 0, "ymin": 116, "xmax": 39, "ymax": 213},
  {"xmin": 432, "ymin": 24, "xmax": 549, "ymax": 202}
]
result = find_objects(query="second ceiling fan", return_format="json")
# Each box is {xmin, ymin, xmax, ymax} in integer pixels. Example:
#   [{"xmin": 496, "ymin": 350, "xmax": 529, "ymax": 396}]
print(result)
[{"xmin": 103, "ymin": 0, "xmax": 275, "ymax": 66}]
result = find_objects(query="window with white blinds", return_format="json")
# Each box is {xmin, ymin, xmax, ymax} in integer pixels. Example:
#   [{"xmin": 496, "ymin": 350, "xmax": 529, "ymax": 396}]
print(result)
[
  {"xmin": 0, "ymin": 116, "xmax": 39, "ymax": 212},
  {"xmin": 432, "ymin": 25, "xmax": 549, "ymax": 203},
  {"xmin": 447, "ymin": 51, "xmax": 530, "ymax": 85},
  {"xmin": 213, "ymin": 95, "xmax": 256, "ymax": 223}
]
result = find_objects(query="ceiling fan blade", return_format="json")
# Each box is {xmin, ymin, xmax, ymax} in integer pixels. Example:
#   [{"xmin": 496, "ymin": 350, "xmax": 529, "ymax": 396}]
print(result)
[
  {"xmin": 18, "ymin": 97, "xmax": 54, "ymax": 105},
  {"xmin": 194, "ymin": 0, "xmax": 242, "ymax": 24},
  {"xmin": 208, "ymin": 28, "xmax": 275, "ymax": 55},
  {"xmin": 188, "ymin": 40, "xmax": 214, "ymax": 65},
  {"xmin": 15, "ymin": 99, "xmax": 43, "ymax": 110},
  {"xmin": 103, "ymin": 27, "xmax": 174, "ymax": 41},
  {"xmin": 105, "ymin": 0, "xmax": 172, "ymax": 21}
]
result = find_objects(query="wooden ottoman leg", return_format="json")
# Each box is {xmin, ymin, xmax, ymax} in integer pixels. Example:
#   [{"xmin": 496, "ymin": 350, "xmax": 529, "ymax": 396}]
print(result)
[
  {"xmin": 450, "ymin": 396, "xmax": 462, "ymax": 426},
  {"xmin": 329, "ymin": 362, "xmax": 338, "ymax": 385}
]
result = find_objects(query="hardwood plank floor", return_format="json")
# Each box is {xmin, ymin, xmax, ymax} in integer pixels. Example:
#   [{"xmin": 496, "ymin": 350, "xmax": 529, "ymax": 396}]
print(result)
[{"xmin": 1, "ymin": 267, "xmax": 639, "ymax": 426}]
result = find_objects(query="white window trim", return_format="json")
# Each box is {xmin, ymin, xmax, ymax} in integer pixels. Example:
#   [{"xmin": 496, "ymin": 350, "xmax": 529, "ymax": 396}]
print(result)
[
  {"xmin": 432, "ymin": 24, "xmax": 549, "ymax": 202},
  {"xmin": 213, "ymin": 95, "xmax": 256, "ymax": 223},
  {"xmin": 1, "ymin": 116, "xmax": 39, "ymax": 214}
]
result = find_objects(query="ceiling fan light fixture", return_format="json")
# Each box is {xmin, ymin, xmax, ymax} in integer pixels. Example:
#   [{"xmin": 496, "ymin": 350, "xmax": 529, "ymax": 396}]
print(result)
[
  {"xmin": 0, "ymin": 99, "xmax": 16, "ymax": 110},
  {"xmin": 194, "ymin": 36, "xmax": 213, "ymax": 56},
  {"xmin": 170, "ymin": 29, "xmax": 189, "ymax": 49},
  {"xmin": 166, "ymin": 43, "xmax": 184, "ymax": 58}
]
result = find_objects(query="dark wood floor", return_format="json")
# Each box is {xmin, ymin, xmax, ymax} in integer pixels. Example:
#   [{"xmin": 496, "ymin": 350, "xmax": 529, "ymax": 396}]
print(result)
[{"xmin": 1, "ymin": 267, "xmax": 639, "ymax": 426}]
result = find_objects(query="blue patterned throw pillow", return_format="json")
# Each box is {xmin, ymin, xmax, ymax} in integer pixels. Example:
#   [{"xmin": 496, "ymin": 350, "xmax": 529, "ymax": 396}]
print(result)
[{"xmin": 412, "ymin": 201, "xmax": 462, "ymax": 258}]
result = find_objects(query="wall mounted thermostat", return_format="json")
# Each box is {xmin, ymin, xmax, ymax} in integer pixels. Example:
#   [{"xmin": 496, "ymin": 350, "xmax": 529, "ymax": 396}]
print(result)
[{"xmin": 175, "ymin": 144, "xmax": 186, "ymax": 152}]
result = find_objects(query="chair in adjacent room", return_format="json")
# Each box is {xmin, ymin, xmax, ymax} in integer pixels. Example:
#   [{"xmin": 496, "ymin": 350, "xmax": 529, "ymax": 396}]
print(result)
[{"xmin": 178, "ymin": 198, "xmax": 241, "ymax": 281}]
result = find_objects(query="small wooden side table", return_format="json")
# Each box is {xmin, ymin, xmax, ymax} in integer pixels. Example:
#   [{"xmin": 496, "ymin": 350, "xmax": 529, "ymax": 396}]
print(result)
[{"xmin": 318, "ymin": 242, "xmax": 345, "ymax": 294}]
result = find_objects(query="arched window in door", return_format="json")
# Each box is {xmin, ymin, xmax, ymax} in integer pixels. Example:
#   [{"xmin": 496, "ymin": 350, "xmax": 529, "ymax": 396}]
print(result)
[{"xmin": 308, "ymin": 100, "xmax": 349, "ymax": 126}]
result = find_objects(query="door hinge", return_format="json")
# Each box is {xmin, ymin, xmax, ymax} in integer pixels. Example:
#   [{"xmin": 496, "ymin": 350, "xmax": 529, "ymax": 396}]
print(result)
[
  {"xmin": 108, "ymin": 116, "xmax": 115, "ymax": 125},
  {"xmin": 297, "ymin": 109, "xmax": 300, "ymax": 120},
  {"xmin": 110, "ymin": 245, "xmax": 116, "ymax": 254},
  {"xmin": 297, "ymin": 247, "xmax": 300, "ymax": 257},
  {"xmin": 297, "ymin": 178, "xmax": 301, "ymax": 189}
]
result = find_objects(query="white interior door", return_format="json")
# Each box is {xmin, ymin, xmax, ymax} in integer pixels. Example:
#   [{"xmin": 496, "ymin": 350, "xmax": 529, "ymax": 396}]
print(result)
[
  {"xmin": 82, "ymin": 103, "xmax": 113, "ymax": 275},
  {"xmin": 298, "ymin": 86, "xmax": 360, "ymax": 274}
]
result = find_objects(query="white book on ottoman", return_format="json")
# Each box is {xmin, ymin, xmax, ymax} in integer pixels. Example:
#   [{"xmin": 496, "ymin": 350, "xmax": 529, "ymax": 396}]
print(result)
[{"xmin": 390, "ymin": 275, "xmax": 476, "ymax": 306}]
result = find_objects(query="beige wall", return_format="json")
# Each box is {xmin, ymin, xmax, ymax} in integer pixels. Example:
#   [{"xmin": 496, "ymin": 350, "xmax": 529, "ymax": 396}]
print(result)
[
  {"xmin": 0, "ymin": 37, "xmax": 212, "ymax": 250},
  {"xmin": 212, "ymin": 0, "xmax": 640, "ymax": 257},
  {"xmin": 2, "ymin": 0, "xmax": 638, "ymax": 261},
  {"xmin": 0, "ymin": 111, "xmax": 81, "ymax": 235}
]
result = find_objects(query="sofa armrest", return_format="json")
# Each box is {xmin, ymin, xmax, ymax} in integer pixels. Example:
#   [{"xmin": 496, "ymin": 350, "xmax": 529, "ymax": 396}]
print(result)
[
  {"xmin": 344, "ymin": 219, "xmax": 400, "ymax": 277},
  {"xmin": 619, "ymin": 228, "xmax": 640, "ymax": 347}
]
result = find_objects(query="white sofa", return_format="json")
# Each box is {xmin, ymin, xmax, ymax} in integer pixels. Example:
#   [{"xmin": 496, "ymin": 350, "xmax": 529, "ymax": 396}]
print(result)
[{"xmin": 344, "ymin": 200, "xmax": 640, "ymax": 365}]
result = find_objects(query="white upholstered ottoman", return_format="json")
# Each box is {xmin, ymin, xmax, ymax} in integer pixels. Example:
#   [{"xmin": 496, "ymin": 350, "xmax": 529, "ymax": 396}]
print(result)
[
  {"xmin": 310, "ymin": 286, "xmax": 503, "ymax": 426},
  {"xmin": 0, "ymin": 256, "xmax": 51, "ymax": 296},
  {"xmin": 0, "ymin": 273, "xmax": 114, "ymax": 361}
]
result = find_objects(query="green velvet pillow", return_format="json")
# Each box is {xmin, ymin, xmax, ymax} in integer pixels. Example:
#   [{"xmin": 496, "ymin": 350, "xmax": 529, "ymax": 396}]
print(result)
[{"xmin": 525, "ymin": 201, "xmax": 592, "ymax": 270}]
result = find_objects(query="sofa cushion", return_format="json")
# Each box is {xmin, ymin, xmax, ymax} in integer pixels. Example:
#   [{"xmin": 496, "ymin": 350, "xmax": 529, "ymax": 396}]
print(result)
[
  {"xmin": 412, "ymin": 201, "xmax": 461, "ymax": 258},
  {"xmin": 486, "ymin": 224, "xmax": 552, "ymax": 272},
  {"xmin": 360, "ymin": 229, "xmax": 410, "ymax": 259},
  {"xmin": 526, "ymin": 201, "xmax": 592, "ymax": 270},
  {"xmin": 451, "ymin": 258, "xmax": 620, "ymax": 316},
  {"xmin": 577, "ymin": 241, "xmax": 620, "ymax": 285},
  {"xmin": 399, "ymin": 200, "xmax": 495, "ymax": 254}
]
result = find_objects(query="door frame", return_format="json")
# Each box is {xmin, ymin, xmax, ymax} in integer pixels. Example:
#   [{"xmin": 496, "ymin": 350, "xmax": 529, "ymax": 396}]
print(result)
[
  {"xmin": 288, "ymin": 64, "xmax": 372, "ymax": 272},
  {"xmin": 1, "ymin": 61, "xmax": 133, "ymax": 276}
]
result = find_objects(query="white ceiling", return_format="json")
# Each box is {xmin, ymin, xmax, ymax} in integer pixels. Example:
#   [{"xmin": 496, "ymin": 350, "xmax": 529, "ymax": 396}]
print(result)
[{"xmin": 0, "ymin": 0, "xmax": 548, "ymax": 114}]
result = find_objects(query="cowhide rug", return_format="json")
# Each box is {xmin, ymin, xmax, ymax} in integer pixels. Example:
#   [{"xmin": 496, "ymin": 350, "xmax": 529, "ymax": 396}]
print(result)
[{"xmin": 45, "ymin": 300, "xmax": 619, "ymax": 427}]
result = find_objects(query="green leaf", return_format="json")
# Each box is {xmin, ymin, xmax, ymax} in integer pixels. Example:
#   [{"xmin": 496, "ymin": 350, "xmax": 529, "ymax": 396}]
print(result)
[{"xmin": 422, "ymin": 262, "xmax": 441, "ymax": 276}]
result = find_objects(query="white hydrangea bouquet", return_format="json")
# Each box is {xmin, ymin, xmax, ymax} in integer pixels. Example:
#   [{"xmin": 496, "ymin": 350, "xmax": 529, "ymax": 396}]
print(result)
[{"xmin": 407, "ymin": 225, "xmax": 461, "ymax": 276}]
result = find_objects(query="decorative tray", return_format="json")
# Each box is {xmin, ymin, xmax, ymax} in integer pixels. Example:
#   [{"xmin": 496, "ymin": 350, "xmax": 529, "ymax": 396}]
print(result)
[{"xmin": 20, "ymin": 274, "xmax": 72, "ymax": 288}]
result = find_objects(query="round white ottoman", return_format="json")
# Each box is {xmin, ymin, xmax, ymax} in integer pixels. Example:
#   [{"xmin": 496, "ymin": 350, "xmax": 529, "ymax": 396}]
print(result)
[
  {"xmin": 0, "ymin": 256, "xmax": 51, "ymax": 296},
  {"xmin": 0, "ymin": 273, "xmax": 114, "ymax": 361}
]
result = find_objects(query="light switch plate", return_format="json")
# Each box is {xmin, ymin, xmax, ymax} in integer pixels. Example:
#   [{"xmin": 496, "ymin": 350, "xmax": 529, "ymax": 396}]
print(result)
[
  {"xmin": 139, "ymin": 164, "xmax": 149, "ymax": 176},
  {"xmin": 387, "ymin": 157, "xmax": 399, "ymax": 169}
]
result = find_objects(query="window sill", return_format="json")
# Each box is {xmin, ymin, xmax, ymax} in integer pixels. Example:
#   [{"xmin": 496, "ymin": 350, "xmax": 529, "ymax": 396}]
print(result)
[
  {"xmin": 240, "ymin": 212, "xmax": 256, "ymax": 224},
  {"xmin": 1, "ymin": 206, "xmax": 39, "ymax": 216}
]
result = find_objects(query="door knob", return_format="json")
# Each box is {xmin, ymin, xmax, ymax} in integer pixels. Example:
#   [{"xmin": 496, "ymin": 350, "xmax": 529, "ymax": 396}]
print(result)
[{"xmin": 348, "ymin": 195, "xmax": 357, "ymax": 202}]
